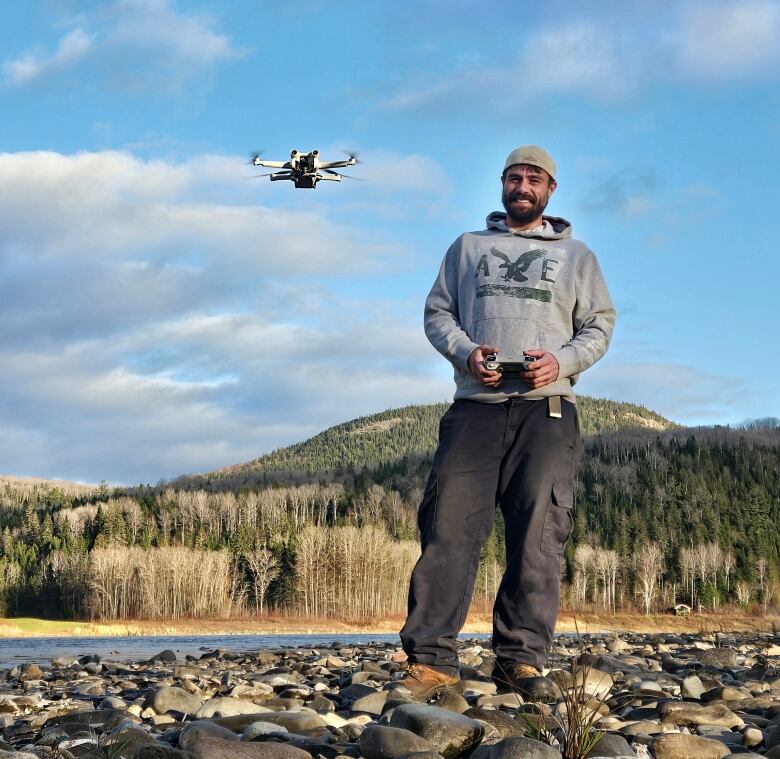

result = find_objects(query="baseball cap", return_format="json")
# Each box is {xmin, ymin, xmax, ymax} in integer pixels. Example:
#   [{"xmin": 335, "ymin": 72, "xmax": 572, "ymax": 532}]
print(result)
[{"xmin": 503, "ymin": 145, "xmax": 556, "ymax": 180}]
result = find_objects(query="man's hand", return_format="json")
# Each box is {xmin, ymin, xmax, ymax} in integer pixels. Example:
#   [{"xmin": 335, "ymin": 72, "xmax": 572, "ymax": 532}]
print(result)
[
  {"xmin": 468, "ymin": 344, "xmax": 502, "ymax": 387},
  {"xmin": 521, "ymin": 349, "xmax": 560, "ymax": 389}
]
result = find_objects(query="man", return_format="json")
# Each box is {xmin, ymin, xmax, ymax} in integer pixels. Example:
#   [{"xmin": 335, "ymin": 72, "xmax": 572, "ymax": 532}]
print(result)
[{"xmin": 399, "ymin": 145, "xmax": 615, "ymax": 700}]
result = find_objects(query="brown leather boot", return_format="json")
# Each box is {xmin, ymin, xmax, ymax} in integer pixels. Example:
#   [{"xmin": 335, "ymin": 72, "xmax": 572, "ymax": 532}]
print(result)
[
  {"xmin": 398, "ymin": 663, "xmax": 463, "ymax": 701},
  {"xmin": 492, "ymin": 662, "xmax": 555, "ymax": 700}
]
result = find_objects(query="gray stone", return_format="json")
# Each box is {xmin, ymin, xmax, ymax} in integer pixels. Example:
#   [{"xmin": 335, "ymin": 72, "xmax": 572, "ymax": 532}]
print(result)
[
  {"xmin": 179, "ymin": 719, "xmax": 240, "ymax": 749},
  {"xmin": 549, "ymin": 669, "xmax": 613, "ymax": 699},
  {"xmin": 238, "ymin": 710, "xmax": 325, "ymax": 732},
  {"xmin": 100, "ymin": 696, "xmax": 129, "ymax": 710},
  {"xmin": 476, "ymin": 693, "xmax": 526, "ymax": 709},
  {"xmin": 352, "ymin": 689, "xmax": 390, "ymax": 715},
  {"xmin": 151, "ymin": 650, "xmax": 177, "ymax": 662},
  {"xmin": 683, "ymin": 675, "xmax": 707, "ymax": 700},
  {"xmin": 463, "ymin": 708, "xmax": 526, "ymax": 738},
  {"xmin": 359, "ymin": 724, "xmax": 439, "ymax": 759},
  {"xmin": 434, "ymin": 690, "xmax": 470, "ymax": 714},
  {"xmin": 660, "ymin": 702, "xmax": 743, "ymax": 729},
  {"xmin": 133, "ymin": 747, "xmax": 191, "ymax": 759},
  {"xmin": 185, "ymin": 737, "xmax": 311, "ymax": 759},
  {"xmin": 195, "ymin": 697, "xmax": 266, "ymax": 719},
  {"xmin": 149, "ymin": 686, "xmax": 203, "ymax": 716},
  {"xmin": 650, "ymin": 733, "xmax": 731, "ymax": 759},
  {"xmin": 242, "ymin": 721, "xmax": 290, "ymax": 740},
  {"xmin": 471, "ymin": 736, "xmax": 562, "ymax": 759},
  {"xmin": 699, "ymin": 648, "xmax": 738, "ymax": 667},
  {"xmin": 583, "ymin": 732, "xmax": 633, "ymax": 757},
  {"xmin": 620, "ymin": 720, "xmax": 665, "ymax": 736},
  {"xmin": 741, "ymin": 726, "xmax": 763, "ymax": 748},
  {"xmin": 389, "ymin": 703, "xmax": 484, "ymax": 758}
]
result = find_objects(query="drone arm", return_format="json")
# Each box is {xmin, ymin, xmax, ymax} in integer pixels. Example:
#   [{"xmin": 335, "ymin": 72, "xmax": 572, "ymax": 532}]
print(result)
[
  {"xmin": 315, "ymin": 173, "xmax": 342, "ymax": 182},
  {"xmin": 254, "ymin": 160, "xmax": 289, "ymax": 169},
  {"xmin": 317, "ymin": 159, "xmax": 354, "ymax": 169}
]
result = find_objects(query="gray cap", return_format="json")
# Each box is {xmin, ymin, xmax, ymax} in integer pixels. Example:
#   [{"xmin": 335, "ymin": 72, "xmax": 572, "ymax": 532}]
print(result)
[{"xmin": 503, "ymin": 145, "xmax": 556, "ymax": 180}]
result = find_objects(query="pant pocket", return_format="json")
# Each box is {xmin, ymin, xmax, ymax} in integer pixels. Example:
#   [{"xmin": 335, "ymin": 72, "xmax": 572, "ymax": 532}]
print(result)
[
  {"xmin": 540, "ymin": 481, "xmax": 574, "ymax": 555},
  {"xmin": 417, "ymin": 471, "xmax": 439, "ymax": 544}
]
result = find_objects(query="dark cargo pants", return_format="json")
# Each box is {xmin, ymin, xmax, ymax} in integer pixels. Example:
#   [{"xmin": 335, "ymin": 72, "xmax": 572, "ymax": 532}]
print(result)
[{"xmin": 400, "ymin": 397, "xmax": 580, "ymax": 674}]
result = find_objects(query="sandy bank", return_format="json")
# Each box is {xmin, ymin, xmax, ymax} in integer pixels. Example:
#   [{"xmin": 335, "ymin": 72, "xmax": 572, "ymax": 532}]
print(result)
[{"xmin": 1, "ymin": 610, "xmax": 777, "ymax": 638}]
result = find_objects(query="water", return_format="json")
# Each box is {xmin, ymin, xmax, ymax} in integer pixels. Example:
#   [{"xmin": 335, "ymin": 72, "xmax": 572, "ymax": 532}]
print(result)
[{"xmin": 0, "ymin": 633, "xmax": 490, "ymax": 669}]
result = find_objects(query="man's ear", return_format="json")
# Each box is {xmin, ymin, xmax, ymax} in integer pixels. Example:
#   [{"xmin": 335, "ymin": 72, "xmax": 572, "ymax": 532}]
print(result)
[{"xmin": 547, "ymin": 179, "xmax": 557, "ymax": 198}]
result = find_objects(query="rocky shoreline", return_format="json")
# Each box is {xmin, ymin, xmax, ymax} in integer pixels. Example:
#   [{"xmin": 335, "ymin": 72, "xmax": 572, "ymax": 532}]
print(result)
[{"xmin": 1, "ymin": 632, "xmax": 780, "ymax": 758}]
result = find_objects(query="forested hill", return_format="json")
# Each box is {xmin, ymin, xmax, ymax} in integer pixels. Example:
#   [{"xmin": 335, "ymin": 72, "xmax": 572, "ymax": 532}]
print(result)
[{"xmin": 183, "ymin": 397, "xmax": 676, "ymax": 488}]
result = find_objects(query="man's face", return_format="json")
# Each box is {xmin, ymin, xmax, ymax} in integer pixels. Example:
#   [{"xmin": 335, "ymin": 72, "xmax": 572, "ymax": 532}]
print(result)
[{"xmin": 501, "ymin": 164, "xmax": 556, "ymax": 226}]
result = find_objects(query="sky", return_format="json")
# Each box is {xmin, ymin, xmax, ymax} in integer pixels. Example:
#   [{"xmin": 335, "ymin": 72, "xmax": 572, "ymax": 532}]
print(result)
[{"xmin": 1, "ymin": 0, "xmax": 779, "ymax": 485}]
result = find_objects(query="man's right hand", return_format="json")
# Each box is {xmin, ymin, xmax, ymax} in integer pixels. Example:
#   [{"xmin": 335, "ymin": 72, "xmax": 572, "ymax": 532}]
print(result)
[{"xmin": 468, "ymin": 344, "xmax": 502, "ymax": 387}]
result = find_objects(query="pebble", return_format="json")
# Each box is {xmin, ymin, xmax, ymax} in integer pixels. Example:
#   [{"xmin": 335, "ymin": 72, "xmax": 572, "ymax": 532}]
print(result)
[{"xmin": 1, "ymin": 633, "xmax": 780, "ymax": 758}]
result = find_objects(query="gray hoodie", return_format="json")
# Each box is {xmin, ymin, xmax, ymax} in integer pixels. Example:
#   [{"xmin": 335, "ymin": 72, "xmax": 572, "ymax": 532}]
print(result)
[{"xmin": 425, "ymin": 212, "xmax": 616, "ymax": 403}]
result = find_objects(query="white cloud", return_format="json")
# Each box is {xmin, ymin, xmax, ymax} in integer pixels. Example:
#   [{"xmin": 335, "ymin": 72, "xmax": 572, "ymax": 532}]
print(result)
[
  {"xmin": 0, "ymin": 149, "xmax": 452, "ymax": 483},
  {"xmin": 1, "ymin": 0, "xmax": 244, "ymax": 90},
  {"xmin": 577, "ymin": 360, "xmax": 764, "ymax": 426},
  {"xmin": 519, "ymin": 23, "xmax": 635, "ymax": 101},
  {"xmin": 676, "ymin": 0, "xmax": 780, "ymax": 78},
  {"xmin": 3, "ymin": 28, "xmax": 93, "ymax": 85}
]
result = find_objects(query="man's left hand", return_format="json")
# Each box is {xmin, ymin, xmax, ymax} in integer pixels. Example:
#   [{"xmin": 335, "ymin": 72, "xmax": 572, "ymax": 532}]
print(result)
[{"xmin": 521, "ymin": 349, "xmax": 560, "ymax": 389}]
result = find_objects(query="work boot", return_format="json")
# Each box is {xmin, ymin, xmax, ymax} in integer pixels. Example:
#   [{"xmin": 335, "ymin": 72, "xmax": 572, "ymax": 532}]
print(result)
[
  {"xmin": 492, "ymin": 662, "xmax": 556, "ymax": 701},
  {"xmin": 398, "ymin": 663, "xmax": 463, "ymax": 701}
]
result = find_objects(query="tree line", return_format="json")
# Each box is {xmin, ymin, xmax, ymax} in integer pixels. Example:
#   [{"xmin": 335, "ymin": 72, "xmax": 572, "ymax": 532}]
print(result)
[{"xmin": 0, "ymin": 416, "xmax": 778, "ymax": 621}]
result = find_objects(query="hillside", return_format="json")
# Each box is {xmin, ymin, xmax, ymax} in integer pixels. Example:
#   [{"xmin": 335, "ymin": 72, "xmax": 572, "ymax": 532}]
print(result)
[{"xmin": 191, "ymin": 396, "xmax": 676, "ymax": 486}]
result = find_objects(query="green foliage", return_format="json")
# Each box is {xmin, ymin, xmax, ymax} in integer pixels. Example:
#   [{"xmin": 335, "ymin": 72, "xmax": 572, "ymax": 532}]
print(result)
[{"xmin": 0, "ymin": 400, "xmax": 777, "ymax": 619}]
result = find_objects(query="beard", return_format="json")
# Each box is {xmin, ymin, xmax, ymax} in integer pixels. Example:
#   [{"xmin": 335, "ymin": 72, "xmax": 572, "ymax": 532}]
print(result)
[{"xmin": 502, "ymin": 187, "xmax": 550, "ymax": 226}]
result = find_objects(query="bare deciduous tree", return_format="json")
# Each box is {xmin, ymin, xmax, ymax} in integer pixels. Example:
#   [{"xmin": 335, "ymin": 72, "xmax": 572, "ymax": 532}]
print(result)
[{"xmin": 634, "ymin": 542, "xmax": 664, "ymax": 614}]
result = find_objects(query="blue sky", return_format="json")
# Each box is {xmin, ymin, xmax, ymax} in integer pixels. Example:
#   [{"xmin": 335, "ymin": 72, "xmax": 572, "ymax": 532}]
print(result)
[{"xmin": 1, "ymin": 0, "xmax": 779, "ymax": 484}]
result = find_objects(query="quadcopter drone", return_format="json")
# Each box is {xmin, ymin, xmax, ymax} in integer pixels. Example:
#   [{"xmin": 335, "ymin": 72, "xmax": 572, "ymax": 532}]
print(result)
[{"xmin": 251, "ymin": 149, "xmax": 358, "ymax": 189}]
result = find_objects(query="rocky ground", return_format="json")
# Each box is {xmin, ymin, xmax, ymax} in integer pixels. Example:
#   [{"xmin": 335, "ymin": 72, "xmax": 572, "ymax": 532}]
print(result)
[{"xmin": 1, "ymin": 632, "xmax": 780, "ymax": 758}]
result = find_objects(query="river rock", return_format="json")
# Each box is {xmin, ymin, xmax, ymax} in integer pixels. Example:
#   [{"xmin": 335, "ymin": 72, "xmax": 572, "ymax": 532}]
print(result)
[
  {"xmin": 650, "ymin": 733, "xmax": 731, "ymax": 759},
  {"xmin": 195, "ymin": 697, "xmax": 266, "ymax": 719},
  {"xmin": 463, "ymin": 708, "xmax": 526, "ymax": 738},
  {"xmin": 148, "ymin": 686, "xmax": 202, "ymax": 716},
  {"xmin": 134, "ymin": 747, "xmax": 191, "ymax": 758},
  {"xmin": 243, "ymin": 721, "xmax": 290, "ymax": 740},
  {"xmin": 549, "ymin": 668, "xmax": 613, "ymax": 699},
  {"xmin": 389, "ymin": 703, "xmax": 484, "ymax": 758},
  {"xmin": 179, "ymin": 719, "xmax": 240, "ymax": 749},
  {"xmin": 352, "ymin": 690, "xmax": 390, "ymax": 715},
  {"xmin": 470, "ymin": 736, "xmax": 562, "ymax": 759},
  {"xmin": 185, "ymin": 736, "xmax": 311, "ymax": 759},
  {"xmin": 660, "ymin": 702, "xmax": 743, "ymax": 728},
  {"xmin": 682, "ymin": 675, "xmax": 707, "ymax": 699},
  {"xmin": 359, "ymin": 724, "xmax": 439, "ymax": 759},
  {"xmin": 699, "ymin": 648, "xmax": 738, "ymax": 668},
  {"xmin": 583, "ymin": 732, "xmax": 633, "ymax": 757}
]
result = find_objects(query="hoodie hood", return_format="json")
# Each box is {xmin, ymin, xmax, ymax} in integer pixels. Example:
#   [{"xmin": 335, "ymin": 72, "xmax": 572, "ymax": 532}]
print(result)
[{"xmin": 486, "ymin": 212, "xmax": 572, "ymax": 240}]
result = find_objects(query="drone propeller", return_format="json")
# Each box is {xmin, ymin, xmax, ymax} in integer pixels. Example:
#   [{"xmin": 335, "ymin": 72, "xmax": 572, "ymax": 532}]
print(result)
[
  {"xmin": 245, "ymin": 173, "xmax": 274, "ymax": 179},
  {"xmin": 325, "ymin": 169, "xmax": 362, "ymax": 180},
  {"xmin": 342, "ymin": 150, "xmax": 360, "ymax": 164},
  {"xmin": 248, "ymin": 150, "xmax": 266, "ymax": 165}
]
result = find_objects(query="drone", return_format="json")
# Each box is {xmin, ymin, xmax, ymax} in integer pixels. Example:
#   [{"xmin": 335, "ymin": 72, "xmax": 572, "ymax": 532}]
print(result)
[{"xmin": 251, "ymin": 149, "xmax": 358, "ymax": 189}]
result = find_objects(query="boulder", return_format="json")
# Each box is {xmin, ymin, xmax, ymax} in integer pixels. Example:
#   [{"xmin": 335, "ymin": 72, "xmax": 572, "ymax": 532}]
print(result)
[
  {"xmin": 650, "ymin": 733, "xmax": 731, "ymax": 759},
  {"xmin": 359, "ymin": 724, "xmax": 439, "ymax": 759},
  {"xmin": 389, "ymin": 703, "xmax": 484, "ymax": 758}
]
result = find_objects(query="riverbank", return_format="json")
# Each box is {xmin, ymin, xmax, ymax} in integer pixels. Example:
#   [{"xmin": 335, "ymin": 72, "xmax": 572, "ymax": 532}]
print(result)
[
  {"xmin": 2, "ymin": 610, "xmax": 777, "ymax": 638},
  {"xmin": 1, "ymin": 632, "xmax": 779, "ymax": 758}
]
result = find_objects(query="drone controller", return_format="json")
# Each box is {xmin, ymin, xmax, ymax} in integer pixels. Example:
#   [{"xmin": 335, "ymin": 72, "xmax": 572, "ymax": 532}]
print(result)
[{"xmin": 483, "ymin": 354, "xmax": 536, "ymax": 374}]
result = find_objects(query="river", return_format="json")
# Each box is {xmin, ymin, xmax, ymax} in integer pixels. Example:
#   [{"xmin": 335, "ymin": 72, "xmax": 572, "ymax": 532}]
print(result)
[{"xmin": 0, "ymin": 633, "xmax": 493, "ymax": 668}]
